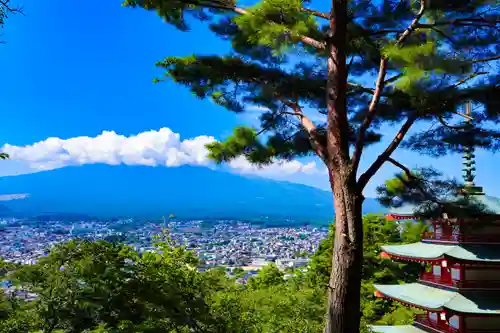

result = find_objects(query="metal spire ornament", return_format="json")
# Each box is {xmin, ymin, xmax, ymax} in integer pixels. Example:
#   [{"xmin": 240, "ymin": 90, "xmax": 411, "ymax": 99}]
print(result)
[
  {"xmin": 462, "ymin": 101, "xmax": 477, "ymax": 188},
  {"xmin": 439, "ymin": 101, "xmax": 483, "ymax": 195}
]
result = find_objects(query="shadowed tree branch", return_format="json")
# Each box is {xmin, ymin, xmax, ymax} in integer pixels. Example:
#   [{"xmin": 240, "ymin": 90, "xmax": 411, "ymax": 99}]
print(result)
[
  {"xmin": 416, "ymin": 17, "xmax": 500, "ymax": 29},
  {"xmin": 281, "ymin": 98, "xmax": 329, "ymax": 165},
  {"xmin": 351, "ymin": 0, "xmax": 427, "ymax": 174},
  {"xmin": 386, "ymin": 157, "xmax": 441, "ymax": 205},
  {"xmin": 301, "ymin": 7, "xmax": 329, "ymax": 20},
  {"xmin": 0, "ymin": 0, "xmax": 23, "ymax": 15},
  {"xmin": 357, "ymin": 114, "xmax": 417, "ymax": 191}
]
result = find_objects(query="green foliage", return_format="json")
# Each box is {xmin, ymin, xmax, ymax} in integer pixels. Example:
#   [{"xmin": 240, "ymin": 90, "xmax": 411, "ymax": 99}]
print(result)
[
  {"xmin": 124, "ymin": 0, "xmax": 500, "ymax": 164},
  {"xmin": 248, "ymin": 264, "xmax": 284, "ymax": 289},
  {"xmin": 233, "ymin": 0, "xmax": 318, "ymax": 52},
  {"xmin": 9, "ymin": 236, "xmax": 214, "ymax": 333},
  {"xmin": 231, "ymin": 267, "xmax": 246, "ymax": 278},
  {"xmin": 0, "ymin": 214, "xmax": 424, "ymax": 332},
  {"xmin": 306, "ymin": 214, "xmax": 423, "ymax": 325},
  {"xmin": 122, "ymin": 0, "xmax": 236, "ymax": 31},
  {"xmin": 377, "ymin": 167, "xmax": 493, "ymax": 219}
]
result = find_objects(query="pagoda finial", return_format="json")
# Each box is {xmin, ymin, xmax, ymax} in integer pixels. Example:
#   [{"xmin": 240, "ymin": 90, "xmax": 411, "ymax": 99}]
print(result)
[{"xmin": 461, "ymin": 101, "xmax": 483, "ymax": 195}]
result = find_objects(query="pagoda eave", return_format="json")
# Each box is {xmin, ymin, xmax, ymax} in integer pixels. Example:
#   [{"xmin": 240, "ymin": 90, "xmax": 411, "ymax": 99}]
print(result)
[
  {"xmin": 380, "ymin": 251, "xmax": 442, "ymax": 264},
  {"xmin": 386, "ymin": 214, "xmax": 418, "ymax": 221},
  {"xmin": 374, "ymin": 289, "xmax": 442, "ymax": 312},
  {"xmin": 370, "ymin": 325, "xmax": 428, "ymax": 333},
  {"xmin": 374, "ymin": 283, "xmax": 500, "ymax": 316},
  {"xmin": 380, "ymin": 243, "xmax": 500, "ymax": 265}
]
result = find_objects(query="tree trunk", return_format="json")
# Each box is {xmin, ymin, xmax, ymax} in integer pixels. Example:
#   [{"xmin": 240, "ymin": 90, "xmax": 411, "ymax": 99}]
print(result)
[
  {"xmin": 324, "ymin": 171, "xmax": 364, "ymax": 333},
  {"xmin": 323, "ymin": 0, "xmax": 364, "ymax": 331}
]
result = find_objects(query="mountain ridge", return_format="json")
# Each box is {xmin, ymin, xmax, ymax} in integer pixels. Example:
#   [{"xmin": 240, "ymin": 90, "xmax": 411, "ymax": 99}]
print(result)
[{"xmin": 0, "ymin": 164, "xmax": 385, "ymax": 221}]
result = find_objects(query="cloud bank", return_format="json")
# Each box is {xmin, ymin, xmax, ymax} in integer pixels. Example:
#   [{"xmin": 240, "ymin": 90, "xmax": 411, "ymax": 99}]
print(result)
[{"xmin": 1, "ymin": 128, "xmax": 325, "ymax": 181}]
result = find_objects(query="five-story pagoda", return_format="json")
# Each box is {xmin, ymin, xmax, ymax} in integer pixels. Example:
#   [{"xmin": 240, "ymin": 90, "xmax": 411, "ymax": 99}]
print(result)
[{"xmin": 372, "ymin": 103, "xmax": 500, "ymax": 333}]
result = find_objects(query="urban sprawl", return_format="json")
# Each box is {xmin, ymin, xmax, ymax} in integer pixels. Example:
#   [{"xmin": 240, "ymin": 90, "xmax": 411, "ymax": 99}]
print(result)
[{"xmin": 0, "ymin": 217, "xmax": 328, "ymax": 284}]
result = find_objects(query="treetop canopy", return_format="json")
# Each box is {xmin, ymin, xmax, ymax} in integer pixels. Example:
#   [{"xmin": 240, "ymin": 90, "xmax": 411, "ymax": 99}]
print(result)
[{"xmin": 123, "ymin": 0, "xmax": 500, "ymax": 171}]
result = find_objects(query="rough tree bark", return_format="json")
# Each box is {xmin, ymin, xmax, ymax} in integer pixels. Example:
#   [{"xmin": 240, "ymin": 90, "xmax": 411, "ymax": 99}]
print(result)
[
  {"xmin": 324, "ymin": 170, "xmax": 364, "ymax": 333},
  {"xmin": 323, "ymin": 0, "xmax": 364, "ymax": 332}
]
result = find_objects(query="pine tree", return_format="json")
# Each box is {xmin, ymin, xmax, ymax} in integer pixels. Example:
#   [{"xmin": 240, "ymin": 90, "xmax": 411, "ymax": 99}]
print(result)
[
  {"xmin": 0, "ymin": 1, "xmax": 22, "ymax": 35},
  {"xmin": 123, "ymin": 0, "xmax": 500, "ymax": 331}
]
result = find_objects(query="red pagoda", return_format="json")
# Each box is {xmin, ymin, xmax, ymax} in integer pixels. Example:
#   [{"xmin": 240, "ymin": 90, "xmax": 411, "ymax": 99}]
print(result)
[{"xmin": 372, "ymin": 103, "xmax": 500, "ymax": 333}]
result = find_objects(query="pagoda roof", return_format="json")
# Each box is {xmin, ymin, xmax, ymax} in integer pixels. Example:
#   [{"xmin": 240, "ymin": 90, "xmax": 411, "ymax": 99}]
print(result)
[
  {"xmin": 370, "ymin": 326, "xmax": 426, "ymax": 333},
  {"xmin": 374, "ymin": 283, "xmax": 500, "ymax": 315},
  {"xmin": 381, "ymin": 242, "xmax": 500, "ymax": 263},
  {"xmin": 388, "ymin": 193, "xmax": 500, "ymax": 218}
]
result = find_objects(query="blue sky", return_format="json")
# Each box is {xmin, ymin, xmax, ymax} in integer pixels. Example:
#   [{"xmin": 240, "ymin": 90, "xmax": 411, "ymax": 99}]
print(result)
[{"xmin": 0, "ymin": 0, "xmax": 499, "ymax": 198}]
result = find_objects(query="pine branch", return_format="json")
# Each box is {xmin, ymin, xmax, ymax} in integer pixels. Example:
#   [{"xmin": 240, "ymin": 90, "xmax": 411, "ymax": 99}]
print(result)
[
  {"xmin": 347, "ymin": 82, "xmax": 375, "ymax": 95},
  {"xmin": 356, "ymin": 65, "xmax": 489, "ymax": 190},
  {"xmin": 468, "ymin": 55, "xmax": 500, "ymax": 65},
  {"xmin": 395, "ymin": 0, "xmax": 427, "ymax": 45},
  {"xmin": 430, "ymin": 27, "xmax": 455, "ymax": 44},
  {"xmin": 384, "ymin": 73, "xmax": 404, "ymax": 85},
  {"xmin": 357, "ymin": 115, "xmax": 418, "ymax": 191},
  {"xmin": 233, "ymin": 7, "xmax": 326, "ymax": 50},
  {"xmin": 386, "ymin": 157, "xmax": 442, "ymax": 205},
  {"xmin": 437, "ymin": 115, "xmax": 470, "ymax": 130},
  {"xmin": 452, "ymin": 71, "xmax": 488, "ymax": 88},
  {"xmin": 369, "ymin": 29, "xmax": 402, "ymax": 35},
  {"xmin": 301, "ymin": 7, "xmax": 329, "ymax": 20},
  {"xmin": 351, "ymin": 58, "xmax": 388, "ymax": 172},
  {"xmin": 416, "ymin": 18, "xmax": 500, "ymax": 29},
  {"xmin": 351, "ymin": 0, "xmax": 427, "ymax": 174},
  {"xmin": 0, "ymin": 0, "xmax": 23, "ymax": 15},
  {"xmin": 280, "ymin": 99, "xmax": 328, "ymax": 165}
]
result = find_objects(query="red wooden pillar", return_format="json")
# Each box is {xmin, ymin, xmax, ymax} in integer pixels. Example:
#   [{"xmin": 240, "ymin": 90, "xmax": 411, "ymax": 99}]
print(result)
[
  {"xmin": 459, "ymin": 219, "xmax": 464, "ymax": 242},
  {"xmin": 461, "ymin": 264, "xmax": 466, "ymax": 288}
]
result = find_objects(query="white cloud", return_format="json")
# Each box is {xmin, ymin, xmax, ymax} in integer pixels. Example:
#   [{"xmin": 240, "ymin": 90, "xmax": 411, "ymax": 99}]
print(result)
[
  {"xmin": 246, "ymin": 105, "xmax": 270, "ymax": 112},
  {"xmin": 229, "ymin": 157, "xmax": 323, "ymax": 177},
  {"xmin": 0, "ymin": 194, "xmax": 30, "ymax": 201},
  {"xmin": 1, "ymin": 128, "xmax": 325, "ymax": 181}
]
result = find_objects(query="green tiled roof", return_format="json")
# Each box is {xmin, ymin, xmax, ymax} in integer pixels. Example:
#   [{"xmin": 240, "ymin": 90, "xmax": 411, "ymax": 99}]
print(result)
[
  {"xmin": 389, "ymin": 194, "xmax": 500, "ymax": 217},
  {"xmin": 370, "ymin": 326, "xmax": 426, "ymax": 333},
  {"xmin": 381, "ymin": 242, "xmax": 500, "ymax": 262},
  {"xmin": 374, "ymin": 283, "xmax": 500, "ymax": 314}
]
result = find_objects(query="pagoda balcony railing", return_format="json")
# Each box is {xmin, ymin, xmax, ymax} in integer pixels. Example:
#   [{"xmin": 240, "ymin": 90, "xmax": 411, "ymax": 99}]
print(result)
[
  {"xmin": 422, "ymin": 232, "xmax": 500, "ymax": 243},
  {"xmin": 414, "ymin": 314, "xmax": 459, "ymax": 333},
  {"xmin": 420, "ymin": 272, "xmax": 500, "ymax": 289}
]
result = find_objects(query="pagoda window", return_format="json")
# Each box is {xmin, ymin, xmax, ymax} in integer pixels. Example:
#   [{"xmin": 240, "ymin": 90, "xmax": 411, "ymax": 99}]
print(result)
[
  {"xmin": 450, "ymin": 267, "xmax": 461, "ymax": 280},
  {"xmin": 435, "ymin": 225, "xmax": 443, "ymax": 239},
  {"xmin": 428, "ymin": 312, "xmax": 438, "ymax": 323},
  {"xmin": 449, "ymin": 315, "xmax": 460, "ymax": 330},
  {"xmin": 452, "ymin": 224, "xmax": 461, "ymax": 241},
  {"xmin": 433, "ymin": 265, "xmax": 441, "ymax": 276}
]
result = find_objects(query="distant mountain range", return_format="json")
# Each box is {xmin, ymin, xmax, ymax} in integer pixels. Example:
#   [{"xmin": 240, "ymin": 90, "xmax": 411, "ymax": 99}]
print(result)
[{"xmin": 0, "ymin": 165, "xmax": 385, "ymax": 222}]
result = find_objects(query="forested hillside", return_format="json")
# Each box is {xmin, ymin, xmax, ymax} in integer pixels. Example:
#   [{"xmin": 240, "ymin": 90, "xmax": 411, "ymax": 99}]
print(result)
[{"xmin": 0, "ymin": 215, "xmax": 424, "ymax": 333}]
